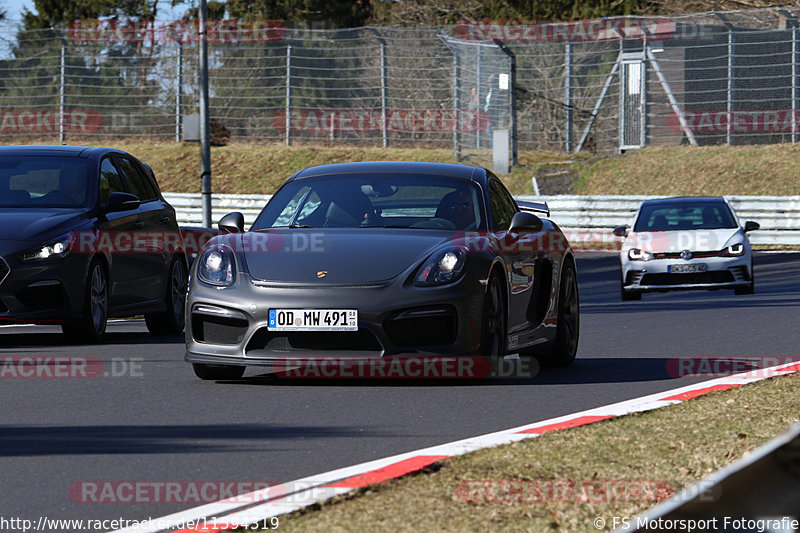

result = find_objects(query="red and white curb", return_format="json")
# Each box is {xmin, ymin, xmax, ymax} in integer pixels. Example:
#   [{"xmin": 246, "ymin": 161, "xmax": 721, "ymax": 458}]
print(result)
[{"xmin": 113, "ymin": 360, "xmax": 800, "ymax": 533}]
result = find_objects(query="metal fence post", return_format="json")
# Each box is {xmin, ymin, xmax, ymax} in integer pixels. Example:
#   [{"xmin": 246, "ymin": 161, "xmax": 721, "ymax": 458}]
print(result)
[
  {"xmin": 198, "ymin": 0, "xmax": 212, "ymax": 228},
  {"xmin": 285, "ymin": 44, "xmax": 292, "ymax": 146},
  {"xmin": 493, "ymin": 39, "xmax": 517, "ymax": 167},
  {"xmin": 565, "ymin": 41, "xmax": 573, "ymax": 153},
  {"xmin": 176, "ymin": 41, "xmax": 183, "ymax": 143},
  {"xmin": 794, "ymin": 26, "xmax": 798, "ymax": 143},
  {"xmin": 380, "ymin": 40, "xmax": 388, "ymax": 147},
  {"xmin": 476, "ymin": 46, "xmax": 482, "ymax": 149},
  {"xmin": 59, "ymin": 38, "xmax": 65, "ymax": 144},
  {"xmin": 453, "ymin": 52, "xmax": 461, "ymax": 161},
  {"xmin": 727, "ymin": 28, "xmax": 734, "ymax": 145}
]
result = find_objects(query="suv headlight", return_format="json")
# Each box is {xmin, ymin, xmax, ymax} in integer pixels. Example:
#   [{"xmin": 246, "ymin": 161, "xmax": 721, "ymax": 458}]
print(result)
[
  {"xmin": 627, "ymin": 248, "xmax": 653, "ymax": 261},
  {"xmin": 414, "ymin": 247, "xmax": 468, "ymax": 287},
  {"xmin": 197, "ymin": 244, "xmax": 236, "ymax": 286},
  {"xmin": 21, "ymin": 233, "xmax": 74, "ymax": 261},
  {"xmin": 720, "ymin": 243, "xmax": 745, "ymax": 257}
]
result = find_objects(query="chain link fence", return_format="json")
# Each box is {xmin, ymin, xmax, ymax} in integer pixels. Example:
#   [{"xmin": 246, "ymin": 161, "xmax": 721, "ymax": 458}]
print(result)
[{"xmin": 1, "ymin": 8, "xmax": 800, "ymax": 164}]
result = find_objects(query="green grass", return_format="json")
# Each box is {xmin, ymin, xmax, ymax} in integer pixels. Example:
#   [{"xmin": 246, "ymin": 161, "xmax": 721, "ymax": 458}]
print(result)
[
  {"xmin": 260, "ymin": 374, "xmax": 800, "ymax": 532},
  {"xmin": 37, "ymin": 140, "xmax": 799, "ymax": 197}
]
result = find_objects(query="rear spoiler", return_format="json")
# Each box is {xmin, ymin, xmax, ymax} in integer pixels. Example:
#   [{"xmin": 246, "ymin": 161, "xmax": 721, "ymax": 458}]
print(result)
[{"xmin": 516, "ymin": 200, "xmax": 550, "ymax": 218}]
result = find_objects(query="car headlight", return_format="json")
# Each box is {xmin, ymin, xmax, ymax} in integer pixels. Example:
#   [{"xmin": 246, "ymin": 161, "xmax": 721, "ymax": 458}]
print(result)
[
  {"xmin": 720, "ymin": 243, "xmax": 745, "ymax": 257},
  {"xmin": 21, "ymin": 233, "xmax": 74, "ymax": 261},
  {"xmin": 197, "ymin": 244, "xmax": 236, "ymax": 287},
  {"xmin": 627, "ymin": 248, "xmax": 653, "ymax": 261},
  {"xmin": 414, "ymin": 247, "xmax": 468, "ymax": 287}
]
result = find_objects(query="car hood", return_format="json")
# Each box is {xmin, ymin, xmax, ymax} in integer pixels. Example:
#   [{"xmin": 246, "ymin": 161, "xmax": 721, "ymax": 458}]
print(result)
[
  {"xmin": 240, "ymin": 228, "xmax": 455, "ymax": 285},
  {"xmin": 625, "ymin": 228, "xmax": 743, "ymax": 252},
  {"xmin": 0, "ymin": 208, "xmax": 88, "ymax": 254}
]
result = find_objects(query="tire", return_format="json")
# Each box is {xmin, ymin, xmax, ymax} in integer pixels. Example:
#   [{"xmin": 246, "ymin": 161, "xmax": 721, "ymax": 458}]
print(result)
[
  {"xmin": 192, "ymin": 363, "xmax": 245, "ymax": 381},
  {"xmin": 480, "ymin": 274, "xmax": 507, "ymax": 362},
  {"xmin": 62, "ymin": 260, "xmax": 108, "ymax": 343},
  {"xmin": 145, "ymin": 257, "xmax": 188, "ymax": 335},
  {"xmin": 533, "ymin": 259, "xmax": 580, "ymax": 367}
]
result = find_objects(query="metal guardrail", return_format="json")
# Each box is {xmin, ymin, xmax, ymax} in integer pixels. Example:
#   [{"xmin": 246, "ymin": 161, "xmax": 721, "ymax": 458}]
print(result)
[
  {"xmin": 164, "ymin": 193, "xmax": 800, "ymax": 246},
  {"xmin": 616, "ymin": 422, "xmax": 800, "ymax": 532}
]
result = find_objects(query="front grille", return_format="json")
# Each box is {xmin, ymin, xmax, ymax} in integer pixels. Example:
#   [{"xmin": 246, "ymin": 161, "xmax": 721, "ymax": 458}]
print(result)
[
  {"xmin": 652, "ymin": 251, "xmax": 719, "ymax": 259},
  {"xmin": 16, "ymin": 284, "xmax": 65, "ymax": 310},
  {"xmin": 383, "ymin": 306, "xmax": 457, "ymax": 347},
  {"xmin": 0, "ymin": 258, "xmax": 8, "ymax": 284},
  {"xmin": 640, "ymin": 271, "xmax": 735, "ymax": 286},
  {"xmin": 192, "ymin": 314, "xmax": 249, "ymax": 345},
  {"xmin": 245, "ymin": 327, "xmax": 383, "ymax": 355}
]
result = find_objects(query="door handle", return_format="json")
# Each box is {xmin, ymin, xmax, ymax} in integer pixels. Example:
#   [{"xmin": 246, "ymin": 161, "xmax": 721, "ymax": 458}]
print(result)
[
  {"xmin": 134, "ymin": 220, "xmax": 145, "ymax": 228},
  {"xmin": 160, "ymin": 215, "xmax": 170, "ymax": 225}
]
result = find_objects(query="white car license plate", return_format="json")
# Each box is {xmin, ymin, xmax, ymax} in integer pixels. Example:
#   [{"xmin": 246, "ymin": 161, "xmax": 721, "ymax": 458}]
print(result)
[
  {"xmin": 268, "ymin": 309, "xmax": 358, "ymax": 331},
  {"xmin": 669, "ymin": 263, "xmax": 708, "ymax": 274}
]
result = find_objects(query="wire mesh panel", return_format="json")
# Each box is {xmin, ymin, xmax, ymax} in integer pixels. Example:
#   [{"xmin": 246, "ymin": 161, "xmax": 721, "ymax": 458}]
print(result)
[{"xmin": 0, "ymin": 8, "xmax": 798, "ymax": 155}]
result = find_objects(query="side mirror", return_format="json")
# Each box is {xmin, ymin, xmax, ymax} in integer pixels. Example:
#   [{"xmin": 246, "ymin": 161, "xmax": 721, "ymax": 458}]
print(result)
[
  {"xmin": 509, "ymin": 211, "xmax": 543, "ymax": 233},
  {"xmin": 743, "ymin": 221, "xmax": 760, "ymax": 233},
  {"xmin": 105, "ymin": 192, "xmax": 140, "ymax": 213},
  {"xmin": 612, "ymin": 225, "xmax": 629, "ymax": 237},
  {"xmin": 218, "ymin": 212, "xmax": 245, "ymax": 234}
]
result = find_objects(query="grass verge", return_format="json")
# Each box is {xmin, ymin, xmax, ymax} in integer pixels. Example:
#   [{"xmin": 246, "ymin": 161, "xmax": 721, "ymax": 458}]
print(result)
[
  {"xmin": 259, "ymin": 373, "xmax": 800, "ymax": 532},
  {"xmin": 38, "ymin": 140, "xmax": 800, "ymax": 197}
]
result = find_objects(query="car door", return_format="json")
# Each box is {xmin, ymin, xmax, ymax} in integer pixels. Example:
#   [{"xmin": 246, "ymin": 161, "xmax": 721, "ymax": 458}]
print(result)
[
  {"xmin": 112, "ymin": 155, "xmax": 169, "ymax": 304},
  {"xmin": 488, "ymin": 178, "xmax": 541, "ymax": 334},
  {"xmin": 96, "ymin": 156, "xmax": 144, "ymax": 308}
]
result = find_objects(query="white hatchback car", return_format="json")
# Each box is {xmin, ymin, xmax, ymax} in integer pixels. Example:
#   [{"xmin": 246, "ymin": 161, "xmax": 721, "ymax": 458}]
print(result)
[{"xmin": 613, "ymin": 197, "xmax": 759, "ymax": 301}]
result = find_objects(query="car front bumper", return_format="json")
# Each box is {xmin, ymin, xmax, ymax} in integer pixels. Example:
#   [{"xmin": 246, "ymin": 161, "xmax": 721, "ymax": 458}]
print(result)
[
  {"xmin": 0, "ymin": 253, "xmax": 90, "ymax": 323},
  {"xmin": 185, "ymin": 270, "xmax": 488, "ymax": 365},
  {"xmin": 621, "ymin": 253, "xmax": 752, "ymax": 293}
]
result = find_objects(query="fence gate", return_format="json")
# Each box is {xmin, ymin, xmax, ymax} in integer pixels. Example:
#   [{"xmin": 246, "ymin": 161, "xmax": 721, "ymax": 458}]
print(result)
[{"xmin": 619, "ymin": 54, "xmax": 646, "ymax": 151}]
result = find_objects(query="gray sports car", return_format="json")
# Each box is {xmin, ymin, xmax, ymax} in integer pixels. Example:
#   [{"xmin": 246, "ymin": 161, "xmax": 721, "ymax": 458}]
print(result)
[{"xmin": 185, "ymin": 161, "xmax": 579, "ymax": 380}]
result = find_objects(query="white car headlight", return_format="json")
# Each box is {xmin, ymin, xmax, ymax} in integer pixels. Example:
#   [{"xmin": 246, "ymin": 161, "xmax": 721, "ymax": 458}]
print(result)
[
  {"xmin": 720, "ymin": 243, "xmax": 745, "ymax": 257},
  {"xmin": 197, "ymin": 244, "xmax": 236, "ymax": 286},
  {"xmin": 22, "ymin": 233, "xmax": 74, "ymax": 261},
  {"xmin": 414, "ymin": 247, "xmax": 468, "ymax": 287},
  {"xmin": 627, "ymin": 248, "xmax": 653, "ymax": 261}
]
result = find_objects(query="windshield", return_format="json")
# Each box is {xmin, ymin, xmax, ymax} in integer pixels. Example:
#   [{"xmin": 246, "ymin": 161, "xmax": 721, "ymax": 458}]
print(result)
[
  {"xmin": 252, "ymin": 174, "xmax": 486, "ymax": 231},
  {"xmin": 0, "ymin": 156, "xmax": 91, "ymax": 208},
  {"xmin": 634, "ymin": 201, "xmax": 738, "ymax": 232}
]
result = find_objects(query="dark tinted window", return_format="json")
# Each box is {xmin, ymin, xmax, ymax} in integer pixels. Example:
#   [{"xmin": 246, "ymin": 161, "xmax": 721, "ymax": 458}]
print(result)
[
  {"xmin": 252, "ymin": 174, "xmax": 485, "ymax": 231},
  {"xmin": 488, "ymin": 179, "xmax": 516, "ymax": 230},
  {"xmin": 99, "ymin": 158, "xmax": 125, "ymax": 204},
  {"xmin": 0, "ymin": 156, "xmax": 90, "ymax": 207},
  {"xmin": 116, "ymin": 157, "xmax": 157, "ymax": 201},
  {"xmin": 634, "ymin": 201, "xmax": 737, "ymax": 232}
]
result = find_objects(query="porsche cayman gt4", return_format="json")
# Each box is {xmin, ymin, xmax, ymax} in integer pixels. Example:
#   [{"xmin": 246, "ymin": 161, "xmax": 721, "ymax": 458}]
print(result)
[{"xmin": 185, "ymin": 162, "xmax": 579, "ymax": 380}]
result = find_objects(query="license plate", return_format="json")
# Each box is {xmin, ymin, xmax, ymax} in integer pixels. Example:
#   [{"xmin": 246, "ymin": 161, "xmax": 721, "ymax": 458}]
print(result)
[
  {"xmin": 669, "ymin": 263, "xmax": 708, "ymax": 274},
  {"xmin": 268, "ymin": 309, "xmax": 358, "ymax": 331}
]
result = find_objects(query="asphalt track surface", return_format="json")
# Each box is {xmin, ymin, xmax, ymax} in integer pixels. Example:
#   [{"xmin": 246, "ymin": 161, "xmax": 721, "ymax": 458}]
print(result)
[{"xmin": 1, "ymin": 251, "xmax": 798, "ymax": 528}]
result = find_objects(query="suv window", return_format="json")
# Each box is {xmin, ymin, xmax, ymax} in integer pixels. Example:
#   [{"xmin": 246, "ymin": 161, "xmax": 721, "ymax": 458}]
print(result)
[
  {"xmin": 99, "ymin": 157, "xmax": 126, "ymax": 204},
  {"xmin": 116, "ymin": 157, "xmax": 157, "ymax": 201}
]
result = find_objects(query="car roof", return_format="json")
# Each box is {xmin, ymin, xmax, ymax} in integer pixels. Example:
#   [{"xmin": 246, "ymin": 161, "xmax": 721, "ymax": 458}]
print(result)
[
  {"xmin": 0, "ymin": 145, "xmax": 124, "ymax": 158},
  {"xmin": 640, "ymin": 196, "xmax": 726, "ymax": 206},
  {"xmin": 291, "ymin": 161, "xmax": 487, "ymax": 183}
]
